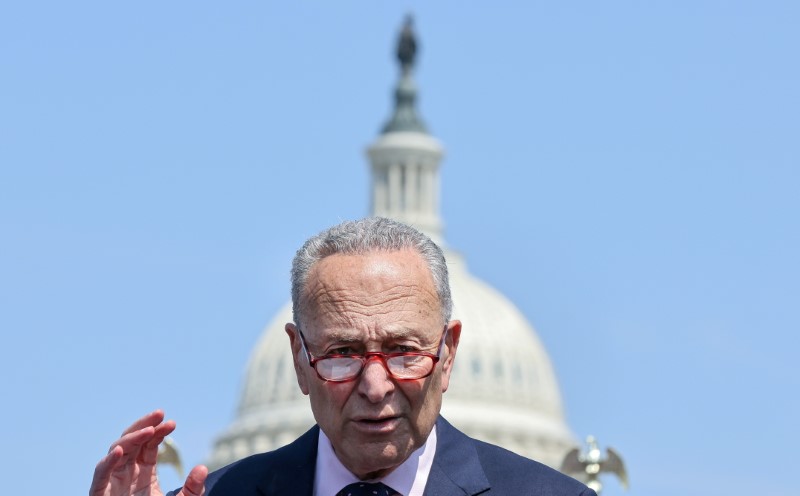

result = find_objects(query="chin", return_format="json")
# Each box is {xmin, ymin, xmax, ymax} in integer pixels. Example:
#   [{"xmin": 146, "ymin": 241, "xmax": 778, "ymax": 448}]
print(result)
[{"xmin": 348, "ymin": 442, "xmax": 409, "ymax": 479}]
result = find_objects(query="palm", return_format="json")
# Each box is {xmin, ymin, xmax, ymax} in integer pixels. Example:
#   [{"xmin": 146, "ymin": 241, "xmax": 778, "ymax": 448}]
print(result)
[{"xmin": 107, "ymin": 452, "xmax": 161, "ymax": 496}]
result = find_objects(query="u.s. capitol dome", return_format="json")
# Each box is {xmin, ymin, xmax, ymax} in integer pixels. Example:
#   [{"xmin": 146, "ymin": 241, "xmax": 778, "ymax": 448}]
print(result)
[{"xmin": 208, "ymin": 19, "xmax": 576, "ymax": 471}]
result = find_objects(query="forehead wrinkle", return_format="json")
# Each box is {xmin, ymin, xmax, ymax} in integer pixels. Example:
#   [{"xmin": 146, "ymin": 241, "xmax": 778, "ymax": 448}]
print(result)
[{"xmin": 308, "ymin": 284, "xmax": 439, "ymax": 320}]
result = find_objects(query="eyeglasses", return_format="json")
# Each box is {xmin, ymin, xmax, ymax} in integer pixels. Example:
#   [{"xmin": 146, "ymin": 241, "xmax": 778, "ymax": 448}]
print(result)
[{"xmin": 297, "ymin": 327, "xmax": 448, "ymax": 382}]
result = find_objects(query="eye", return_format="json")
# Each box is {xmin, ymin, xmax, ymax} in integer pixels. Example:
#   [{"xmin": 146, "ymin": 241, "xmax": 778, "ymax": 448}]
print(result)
[
  {"xmin": 327, "ymin": 346, "xmax": 357, "ymax": 355},
  {"xmin": 394, "ymin": 344, "xmax": 419, "ymax": 353}
]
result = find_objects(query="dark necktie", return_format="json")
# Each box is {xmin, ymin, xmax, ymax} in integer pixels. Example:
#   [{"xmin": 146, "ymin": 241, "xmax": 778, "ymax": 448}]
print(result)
[{"xmin": 335, "ymin": 481, "xmax": 399, "ymax": 496}]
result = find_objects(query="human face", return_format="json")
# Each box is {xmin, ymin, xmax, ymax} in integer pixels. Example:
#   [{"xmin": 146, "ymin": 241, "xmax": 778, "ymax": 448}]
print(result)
[{"xmin": 286, "ymin": 249, "xmax": 461, "ymax": 480}]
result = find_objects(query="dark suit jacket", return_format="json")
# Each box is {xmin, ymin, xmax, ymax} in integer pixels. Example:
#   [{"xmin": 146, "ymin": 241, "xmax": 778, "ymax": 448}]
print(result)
[{"xmin": 171, "ymin": 417, "xmax": 596, "ymax": 495}]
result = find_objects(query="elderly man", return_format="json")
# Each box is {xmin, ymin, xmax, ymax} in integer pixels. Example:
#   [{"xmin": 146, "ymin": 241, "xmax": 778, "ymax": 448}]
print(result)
[{"xmin": 91, "ymin": 217, "xmax": 595, "ymax": 496}]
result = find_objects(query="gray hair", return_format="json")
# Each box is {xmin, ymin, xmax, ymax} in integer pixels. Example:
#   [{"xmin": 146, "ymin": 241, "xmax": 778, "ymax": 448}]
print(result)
[{"xmin": 291, "ymin": 217, "xmax": 452, "ymax": 325}]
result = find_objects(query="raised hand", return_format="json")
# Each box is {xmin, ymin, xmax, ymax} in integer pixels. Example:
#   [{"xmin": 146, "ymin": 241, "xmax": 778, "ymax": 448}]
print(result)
[{"xmin": 90, "ymin": 410, "xmax": 208, "ymax": 496}]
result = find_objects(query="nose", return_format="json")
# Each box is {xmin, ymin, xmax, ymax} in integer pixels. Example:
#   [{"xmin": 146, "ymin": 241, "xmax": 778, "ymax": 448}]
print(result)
[{"xmin": 357, "ymin": 356, "xmax": 395, "ymax": 403}]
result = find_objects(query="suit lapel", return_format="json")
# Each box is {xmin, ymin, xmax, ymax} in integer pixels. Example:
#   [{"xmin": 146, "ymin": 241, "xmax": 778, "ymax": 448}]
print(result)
[
  {"xmin": 423, "ymin": 417, "xmax": 490, "ymax": 495},
  {"xmin": 256, "ymin": 425, "xmax": 319, "ymax": 496}
]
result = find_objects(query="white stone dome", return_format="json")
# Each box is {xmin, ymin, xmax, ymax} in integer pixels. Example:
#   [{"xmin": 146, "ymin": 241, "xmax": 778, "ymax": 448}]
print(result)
[
  {"xmin": 439, "ymin": 251, "xmax": 575, "ymax": 467},
  {"xmin": 208, "ymin": 249, "xmax": 575, "ymax": 470}
]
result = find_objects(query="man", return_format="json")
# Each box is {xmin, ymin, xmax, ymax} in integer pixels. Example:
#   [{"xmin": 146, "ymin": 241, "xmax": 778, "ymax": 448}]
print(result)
[{"xmin": 91, "ymin": 217, "xmax": 595, "ymax": 496}]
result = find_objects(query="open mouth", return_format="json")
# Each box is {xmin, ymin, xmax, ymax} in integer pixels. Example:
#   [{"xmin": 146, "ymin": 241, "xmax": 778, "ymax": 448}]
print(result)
[{"xmin": 354, "ymin": 416, "xmax": 400, "ymax": 431}]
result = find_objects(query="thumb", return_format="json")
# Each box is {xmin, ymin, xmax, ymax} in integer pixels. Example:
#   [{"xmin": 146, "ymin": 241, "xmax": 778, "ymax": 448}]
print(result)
[{"xmin": 177, "ymin": 465, "xmax": 208, "ymax": 496}]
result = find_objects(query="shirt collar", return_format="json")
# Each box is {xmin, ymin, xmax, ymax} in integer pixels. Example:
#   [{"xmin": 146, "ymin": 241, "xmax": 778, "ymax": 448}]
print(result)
[{"xmin": 313, "ymin": 424, "xmax": 437, "ymax": 496}]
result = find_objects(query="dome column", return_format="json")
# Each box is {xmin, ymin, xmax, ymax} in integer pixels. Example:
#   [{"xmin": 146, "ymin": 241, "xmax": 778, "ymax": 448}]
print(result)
[{"xmin": 366, "ymin": 16, "xmax": 445, "ymax": 245}]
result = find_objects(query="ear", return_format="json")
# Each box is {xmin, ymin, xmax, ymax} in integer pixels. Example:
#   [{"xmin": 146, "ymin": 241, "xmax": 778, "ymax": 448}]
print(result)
[
  {"xmin": 439, "ymin": 320, "xmax": 462, "ymax": 393},
  {"xmin": 285, "ymin": 323, "xmax": 310, "ymax": 395}
]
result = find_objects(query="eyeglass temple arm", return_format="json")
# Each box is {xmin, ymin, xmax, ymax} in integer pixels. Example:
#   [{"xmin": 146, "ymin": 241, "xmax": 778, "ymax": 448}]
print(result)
[
  {"xmin": 297, "ymin": 329, "xmax": 314, "ymax": 364},
  {"xmin": 436, "ymin": 326, "xmax": 450, "ymax": 356}
]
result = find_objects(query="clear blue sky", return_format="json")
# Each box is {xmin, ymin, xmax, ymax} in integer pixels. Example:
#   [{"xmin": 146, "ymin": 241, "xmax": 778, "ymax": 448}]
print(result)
[{"xmin": 1, "ymin": 2, "xmax": 798, "ymax": 495}]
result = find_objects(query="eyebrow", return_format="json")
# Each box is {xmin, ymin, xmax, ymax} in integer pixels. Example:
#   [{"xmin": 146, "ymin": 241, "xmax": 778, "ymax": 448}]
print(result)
[
  {"xmin": 322, "ymin": 333, "xmax": 363, "ymax": 344},
  {"xmin": 321, "ymin": 327, "xmax": 422, "ymax": 343}
]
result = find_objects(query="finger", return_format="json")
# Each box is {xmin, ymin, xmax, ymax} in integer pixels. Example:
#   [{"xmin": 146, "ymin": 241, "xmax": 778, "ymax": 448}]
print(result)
[
  {"xmin": 177, "ymin": 465, "xmax": 208, "ymax": 496},
  {"xmin": 140, "ymin": 420, "xmax": 177, "ymax": 465},
  {"xmin": 153, "ymin": 419, "xmax": 177, "ymax": 440},
  {"xmin": 104, "ymin": 426, "xmax": 156, "ymax": 481},
  {"xmin": 108, "ymin": 426, "xmax": 156, "ymax": 455},
  {"xmin": 90, "ymin": 445, "xmax": 124, "ymax": 495},
  {"xmin": 121, "ymin": 409, "xmax": 166, "ymax": 436}
]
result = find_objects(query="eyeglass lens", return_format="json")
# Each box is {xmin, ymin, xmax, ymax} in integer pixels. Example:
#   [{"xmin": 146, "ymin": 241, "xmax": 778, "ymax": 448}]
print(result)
[{"xmin": 316, "ymin": 355, "xmax": 434, "ymax": 380}]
